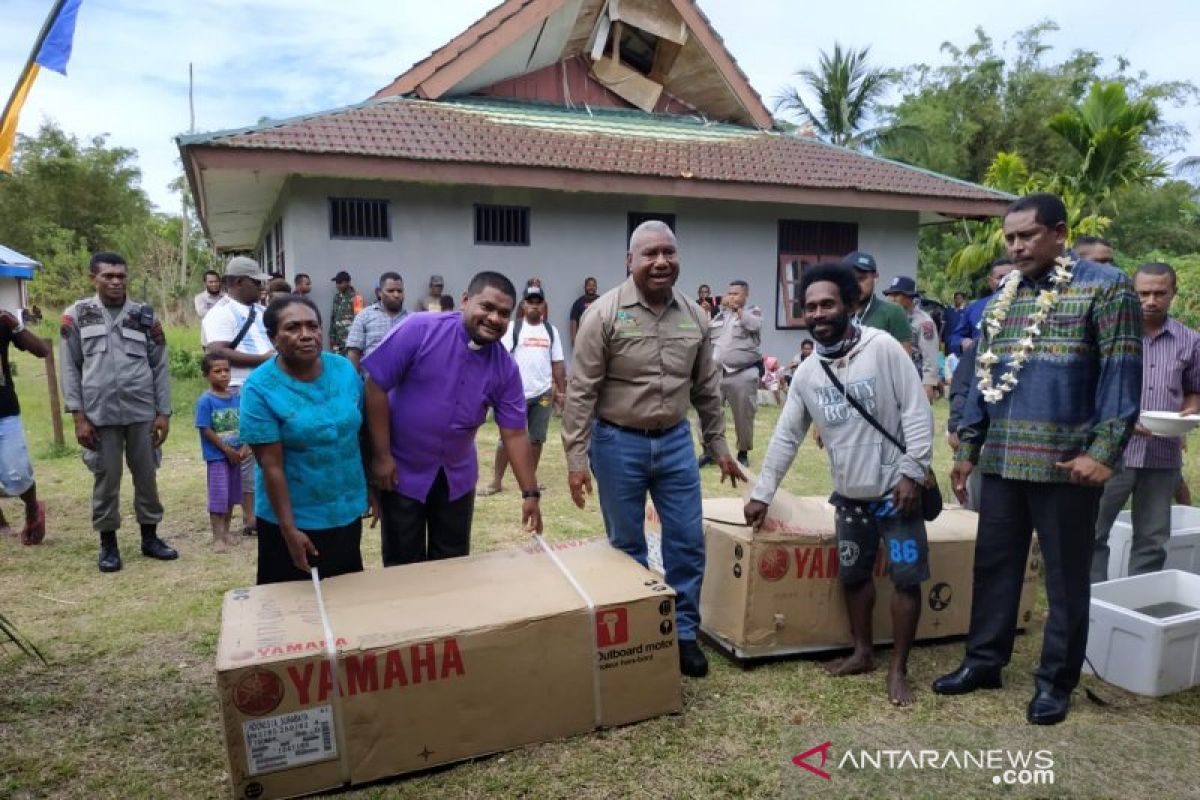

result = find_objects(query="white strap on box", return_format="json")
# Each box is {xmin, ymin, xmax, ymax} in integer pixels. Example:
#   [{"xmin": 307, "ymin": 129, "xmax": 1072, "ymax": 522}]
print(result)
[
  {"xmin": 310, "ymin": 567, "xmax": 352, "ymax": 786},
  {"xmin": 533, "ymin": 535, "xmax": 604, "ymax": 728}
]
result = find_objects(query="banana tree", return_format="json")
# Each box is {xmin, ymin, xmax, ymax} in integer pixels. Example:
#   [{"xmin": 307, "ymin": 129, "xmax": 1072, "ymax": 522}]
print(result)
[{"xmin": 947, "ymin": 152, "xmax": 1112, "ymax": 285}]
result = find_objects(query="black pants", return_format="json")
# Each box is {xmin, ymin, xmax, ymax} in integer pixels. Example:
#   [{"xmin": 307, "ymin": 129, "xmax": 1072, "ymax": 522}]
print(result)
[
  {"xmin": 256, "ymin": 517, "xmax": 364, "ymax": 585},
  {"xmin": 964, "ymin": 475, "xmax": 1101, "ymax": 692},
  {"xmin": 379, "ymin": 469, "xmax": 474, "ymax": 566}
]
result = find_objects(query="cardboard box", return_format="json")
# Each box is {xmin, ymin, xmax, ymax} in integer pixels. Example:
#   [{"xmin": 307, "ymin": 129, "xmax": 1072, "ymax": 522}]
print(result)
[
  {"xmin": 647, "ymin": 490, "xmax": 1039, "ymax": 659},
  {"xmin": 216, "ymin": 539, "xmax": 682, "ymax": 800}
]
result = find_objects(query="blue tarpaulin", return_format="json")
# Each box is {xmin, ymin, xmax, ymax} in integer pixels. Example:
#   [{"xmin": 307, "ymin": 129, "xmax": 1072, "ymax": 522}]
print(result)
[{"xmin": 0, "ymin": 244, "xmax": 39, "ymax": 279}]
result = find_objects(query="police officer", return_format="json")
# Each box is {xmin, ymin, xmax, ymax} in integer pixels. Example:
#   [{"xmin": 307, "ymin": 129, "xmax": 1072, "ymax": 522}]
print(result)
[
  {"xmin": 882, "ymin": 275, "xmax": 941, "ymax": 402},
  {"xmin": 705, "ymin": 279, "xmax": 763, "ymax": 467},
  {"xmin": 61, "ymin": 252, "xmax": 176, "ymax": 572}
]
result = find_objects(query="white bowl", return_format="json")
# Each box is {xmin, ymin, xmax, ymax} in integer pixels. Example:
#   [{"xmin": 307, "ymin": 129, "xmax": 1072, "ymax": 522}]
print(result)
[{"xmin": 1141, "ymin": 411, "xmax": 1200, "ymax": 437}]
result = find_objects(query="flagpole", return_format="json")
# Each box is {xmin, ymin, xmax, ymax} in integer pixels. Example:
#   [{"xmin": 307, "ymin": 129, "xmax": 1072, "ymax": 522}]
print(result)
[{"xmin": 0, "ymin": 0, "xmax": 71, "ymax": 149}]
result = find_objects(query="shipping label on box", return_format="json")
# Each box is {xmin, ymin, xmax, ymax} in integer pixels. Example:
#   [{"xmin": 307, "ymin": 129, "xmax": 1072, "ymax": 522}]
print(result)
[
  {"xmin": 648, "ymin": 491, "xmax": 1038, "ymax": 658},
  {"xmin": 216, "ymin": 539, "xmax": 682, "ymax": 800}
]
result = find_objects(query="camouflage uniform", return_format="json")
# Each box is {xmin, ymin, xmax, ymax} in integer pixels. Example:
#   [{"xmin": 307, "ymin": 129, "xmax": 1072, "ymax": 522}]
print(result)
[{"xmin": 329, "ymin": 289, "xmax": 358, "ymax": 355}]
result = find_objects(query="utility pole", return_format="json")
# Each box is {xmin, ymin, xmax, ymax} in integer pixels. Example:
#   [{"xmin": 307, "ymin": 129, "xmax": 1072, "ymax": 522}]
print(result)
[
  {"xmin": 43, "ymin": 338, "xmax": 64, "ymax": 448},
  {"xmin": 180, "ymin": 62, "xmax": 195, "ymax": 288}
]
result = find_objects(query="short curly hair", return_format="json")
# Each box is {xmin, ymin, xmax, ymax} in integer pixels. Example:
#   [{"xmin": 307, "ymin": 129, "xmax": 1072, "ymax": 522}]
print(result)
[{"xmin": 799, "ymin": 262, "xmax": 862, "ymax": 311}]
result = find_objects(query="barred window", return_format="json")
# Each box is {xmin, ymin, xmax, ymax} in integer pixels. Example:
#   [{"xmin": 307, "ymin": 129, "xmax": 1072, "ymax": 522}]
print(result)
[
  {"xmin": 776, "ymin": 220, "xmax": 858, "ymax": 329},
  {"xmin": 474, "ymin": 204, "xmax": 530, "ymax": 246},
  {"xmin": 329, "ymin": 198, "xmax": 390, "ymax": 240}
]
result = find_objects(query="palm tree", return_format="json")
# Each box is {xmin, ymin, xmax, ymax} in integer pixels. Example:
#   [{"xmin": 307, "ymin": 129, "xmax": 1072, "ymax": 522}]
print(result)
[
  {"xmin": 1176, "ymin": 156, "xmax": 1200, "ymax": 180},
  {"xmin": 774, "ymin": 44, "xmax": 896, "ymax": 149},
  {"xmin": 1046, "ymin": 81, "xmax": 1166, "ymax": 213}
]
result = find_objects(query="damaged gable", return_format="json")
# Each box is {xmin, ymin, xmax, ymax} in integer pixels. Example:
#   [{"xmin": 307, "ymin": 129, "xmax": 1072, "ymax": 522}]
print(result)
[{"xmin": 374, "ymin": 0, "xmax": 772, "ymax": 128}]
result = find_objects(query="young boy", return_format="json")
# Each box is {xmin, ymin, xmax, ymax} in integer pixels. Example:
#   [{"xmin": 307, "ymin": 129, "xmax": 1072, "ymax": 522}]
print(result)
[{"xmin": 195, "ymin": 354, "xmax": 250, "ymax": 551}]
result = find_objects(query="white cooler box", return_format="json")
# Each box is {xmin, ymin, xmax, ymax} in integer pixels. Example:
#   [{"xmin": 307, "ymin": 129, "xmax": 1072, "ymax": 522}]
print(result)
[
  {"xmin": 1103, "ymin": 505, "xmax": 1200, "ymax": 580},
  {"xmin": 1085, "ymin": 570, "xmax": 1200, "ymax": 696}
]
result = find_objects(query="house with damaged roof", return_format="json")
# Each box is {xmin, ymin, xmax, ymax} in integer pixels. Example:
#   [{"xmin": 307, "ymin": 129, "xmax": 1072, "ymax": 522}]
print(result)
[{"xmin": 178, "ymin": 0, "xmax": 1009, "ymax": 358}]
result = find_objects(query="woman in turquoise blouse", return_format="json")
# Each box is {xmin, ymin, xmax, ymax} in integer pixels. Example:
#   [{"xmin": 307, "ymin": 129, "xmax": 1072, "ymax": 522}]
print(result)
[{"xmin": 240, "ymin": 295, "xmax": 368, "ymax": 584}]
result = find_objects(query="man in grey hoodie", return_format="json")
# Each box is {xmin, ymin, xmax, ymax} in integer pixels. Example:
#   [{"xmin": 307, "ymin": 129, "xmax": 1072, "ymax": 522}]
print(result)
[{"xmin": 745, "ymin": 262, "xmax": 934, "ymax": 706}]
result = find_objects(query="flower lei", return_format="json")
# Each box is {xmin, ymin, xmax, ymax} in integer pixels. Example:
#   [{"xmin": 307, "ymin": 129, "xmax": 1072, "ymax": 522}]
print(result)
[{"xmin": 976, "ymin": 256, "xmax": 1075, "ymax": 404}]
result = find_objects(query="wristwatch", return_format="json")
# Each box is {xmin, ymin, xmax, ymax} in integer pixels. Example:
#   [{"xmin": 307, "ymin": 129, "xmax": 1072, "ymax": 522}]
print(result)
[{"xmin": 522, "ymin": 489, "xmax": 542, "ymax": 500}]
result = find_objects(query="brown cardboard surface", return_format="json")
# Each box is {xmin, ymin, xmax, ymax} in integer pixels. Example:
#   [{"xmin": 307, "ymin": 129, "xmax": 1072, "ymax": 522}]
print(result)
[
  {"xmin": 648, "ymin": 492, "xmax": 1038, "ymax": 659},
  {"xmin": 216, "ymin": 539, "xmax": 682, "ymax": 800}
]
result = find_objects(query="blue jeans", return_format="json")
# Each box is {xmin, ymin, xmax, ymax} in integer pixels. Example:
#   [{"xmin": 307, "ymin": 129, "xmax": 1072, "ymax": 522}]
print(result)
[{"xmin": 589, "ymin": 419, "xmax": 704, "ymax": 640}]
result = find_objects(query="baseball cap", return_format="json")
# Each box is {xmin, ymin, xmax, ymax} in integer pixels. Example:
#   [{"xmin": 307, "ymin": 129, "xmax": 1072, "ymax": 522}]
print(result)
[
  {"xmin": 524, "ymin": 285, "xmax": 545, "ymax": 301},
  {"xmin": 332, "ymin": 270, "xmax": 352, "ymax": 283},
  {"xmin": 882, "ymin": 275, "xmax": 919, "ymax": 297},
  {"xmin": 841, "ymin": 251, "xmax": 877, "ymax": 273},
  {"xmin": 429, "ymin": 274, "xmax": 445, "ymax": 287},
  {"xmin": 225, "ymin": 256, "xmax": 270, "ymax": 282}
]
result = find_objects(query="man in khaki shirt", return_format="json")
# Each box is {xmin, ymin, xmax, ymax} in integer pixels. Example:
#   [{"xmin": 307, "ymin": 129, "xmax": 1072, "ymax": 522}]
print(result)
[
  {"xmin": 563, "ymin": 221, "xmax": 744, "ymax": 679},
  {"xmin": 704, "ymin": 279, "xmax": 763, "ymax": 467}
]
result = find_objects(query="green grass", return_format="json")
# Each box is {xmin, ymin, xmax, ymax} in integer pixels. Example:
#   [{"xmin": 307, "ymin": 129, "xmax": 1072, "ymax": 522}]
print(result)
[{"xmin": 1, "ymin": 327, "xmax": 1199, "ymax": 798}]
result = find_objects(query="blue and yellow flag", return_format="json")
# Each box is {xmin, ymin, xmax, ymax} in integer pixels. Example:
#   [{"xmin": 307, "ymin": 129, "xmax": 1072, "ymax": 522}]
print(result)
[{"xmin": 0, "ymin": 0, "xmax": 84, "ymax": 173}]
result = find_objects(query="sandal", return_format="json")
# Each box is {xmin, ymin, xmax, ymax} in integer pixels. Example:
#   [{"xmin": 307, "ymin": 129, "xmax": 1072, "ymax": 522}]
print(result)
[
  {"xmin": 242, "ymin": 523, "xmax": 257, "ymax": 537},
  {"xmin": 20, "ymin": 501, "xmax": 46, "ymax": 546},
  {"xmin": 477, "ymin": 486, "xmax": 503, "ymax": 497}
]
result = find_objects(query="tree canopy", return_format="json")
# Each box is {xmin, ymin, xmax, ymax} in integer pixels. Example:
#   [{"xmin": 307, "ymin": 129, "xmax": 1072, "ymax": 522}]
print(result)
[{"xmin": 0, "ymin": 122, "xmax": 217, "ymax": 317}]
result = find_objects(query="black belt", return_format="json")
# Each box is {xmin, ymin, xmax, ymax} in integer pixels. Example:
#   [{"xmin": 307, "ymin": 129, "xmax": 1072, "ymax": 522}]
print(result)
[{"xmin": 597, "ymin": 418, "xmax": 680, "ymax": 438}]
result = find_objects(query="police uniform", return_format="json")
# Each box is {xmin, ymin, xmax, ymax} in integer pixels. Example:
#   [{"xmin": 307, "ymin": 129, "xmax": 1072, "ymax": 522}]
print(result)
[
  {"xmin": 60, "ymin": 295, "xmax": 172, "ymax": 556},
  {"xmin": 908, "ymin": 305, "xmax": 941, "ymax": 389},
  {"xmin": 709, "ymin": 303, "xmax": 764, "ymax": 459}
]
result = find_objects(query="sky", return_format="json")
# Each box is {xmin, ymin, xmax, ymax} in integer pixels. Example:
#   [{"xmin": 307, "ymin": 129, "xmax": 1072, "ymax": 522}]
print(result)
[{"xmin": 3, "ymin": 0, "xmax": 1198, "ymax": 212}]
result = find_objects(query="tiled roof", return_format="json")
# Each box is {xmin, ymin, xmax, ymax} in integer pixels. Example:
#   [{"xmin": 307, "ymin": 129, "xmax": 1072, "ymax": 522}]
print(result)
[{"xmin": 182, "ymin": 96, "xmax": 1008, "ymax": 203}]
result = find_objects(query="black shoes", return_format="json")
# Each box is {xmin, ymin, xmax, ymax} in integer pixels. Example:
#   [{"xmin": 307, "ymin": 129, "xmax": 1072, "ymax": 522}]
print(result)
[
  {"xmin": 141, "ymin": 537, "xmax": 179, "ymax": 561},
  {"xmin": 99, "ymin": 530, "xmax": 178, "ymax": 572},
  {"xmin": 737, "ymin": 450, "xmax": 750, "ymax": 467},
  {"xmin": 140, "ymin": 524, "xmax": 178, "ymax": 561},
  {"xmin": 931, "ymin": 664, "xmax": 1003, "ymax": 695},
  {"xmin": 933, "ymin": 665, "xmax": 1071, "ymax": 725},
  {"xmin": 679, "ymin": 639, "xmax": 709, "ymax": 678},
  {"xmin": 98, "ymin": 541, "xmax": 122, "ymax": 573},
  {"xmin": 1027, "ymin": 687, "xmax": 1070, "ymax": 725}
]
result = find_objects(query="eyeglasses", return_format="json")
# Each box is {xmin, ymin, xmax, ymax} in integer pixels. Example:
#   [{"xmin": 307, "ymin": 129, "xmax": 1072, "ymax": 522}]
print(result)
[{"xmin": 525, "ymin": 297, "xmax": 545, "ymax": 304}]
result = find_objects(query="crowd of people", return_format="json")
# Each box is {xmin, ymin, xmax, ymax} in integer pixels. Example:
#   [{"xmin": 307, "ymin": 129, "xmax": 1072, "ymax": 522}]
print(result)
[{"xmin": 3, "ymin": 190, "xmax": 1196, "ymax": 725}]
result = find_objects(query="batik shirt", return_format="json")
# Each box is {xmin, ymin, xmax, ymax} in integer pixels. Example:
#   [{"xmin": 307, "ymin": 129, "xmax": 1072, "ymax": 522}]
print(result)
[{"xmin": 955, "ymin": 259, "xmax": 1142, "ymax": 483}]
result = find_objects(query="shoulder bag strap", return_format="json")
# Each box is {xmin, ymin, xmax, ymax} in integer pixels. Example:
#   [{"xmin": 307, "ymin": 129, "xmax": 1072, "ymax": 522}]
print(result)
[
  {"xmin": 819, "ymin": 357, "xmax": 907, "ymax": 454},
  {"xmin": 229, "ymin": 305, "xmax": 257, "ymax": 351},
  {"xmin": 509, "ymin": 318, "xmax": 523, "ymax": 353}
]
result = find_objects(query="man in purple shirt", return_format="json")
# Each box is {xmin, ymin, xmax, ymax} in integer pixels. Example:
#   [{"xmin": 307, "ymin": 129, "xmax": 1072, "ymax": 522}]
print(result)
[
  {"xmin": 1092, "ymin": 261, "xmax": 1200, "ymax": 582},
  {"xmin": 362, "ymin": 271, "xmax": 543, "ymax": 565}
]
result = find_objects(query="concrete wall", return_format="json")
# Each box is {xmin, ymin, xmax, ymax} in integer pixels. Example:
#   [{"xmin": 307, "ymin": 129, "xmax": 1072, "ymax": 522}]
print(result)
[{"xmin": 276, "ymin": 178, "xmax": 919, "ymax": 362}]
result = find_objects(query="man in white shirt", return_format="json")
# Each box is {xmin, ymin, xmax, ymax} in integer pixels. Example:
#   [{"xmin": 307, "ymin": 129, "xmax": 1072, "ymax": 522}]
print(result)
[
  {"xmin": 480, "ymin": 284, "xmax": 565, "ymax": 495},
  {"xmin": 202, "ymin": 255, "xmax": 274, "ymax": 535}
]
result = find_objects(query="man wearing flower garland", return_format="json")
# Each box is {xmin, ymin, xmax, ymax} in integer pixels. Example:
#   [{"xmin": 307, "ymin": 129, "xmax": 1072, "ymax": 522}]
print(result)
[{"xmin": 934, "ymin": 193, "xmax": 1142, "ymax": 726}]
